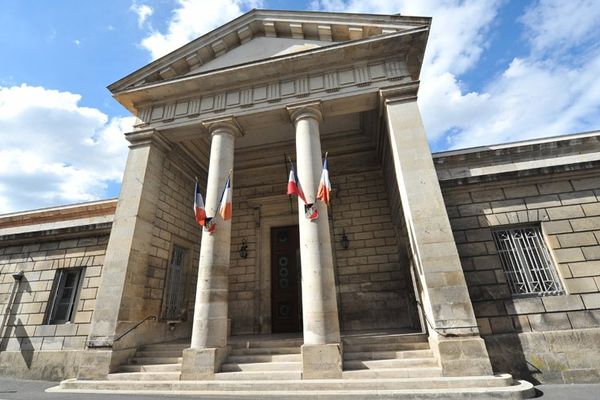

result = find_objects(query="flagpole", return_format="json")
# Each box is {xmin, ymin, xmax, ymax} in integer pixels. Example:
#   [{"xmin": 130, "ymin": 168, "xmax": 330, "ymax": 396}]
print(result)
[{"xmin": 284, "ymin": 153, "xmax": 294, "ymax": 214}]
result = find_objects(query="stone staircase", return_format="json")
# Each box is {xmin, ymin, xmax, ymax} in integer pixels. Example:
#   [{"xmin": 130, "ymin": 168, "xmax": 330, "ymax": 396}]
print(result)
[
  {"xmin": 50, "ymin": 332, "xmax": 534, "ymax": 398},
  {"xmin": 342, "ymin": 332, "xmax": 441, "ymax": 379}
]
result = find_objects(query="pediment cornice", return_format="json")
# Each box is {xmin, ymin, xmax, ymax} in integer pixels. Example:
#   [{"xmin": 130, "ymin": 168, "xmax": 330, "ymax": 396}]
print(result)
[
  {"xmin": 115, "ymin": 26, "xmax": 429, "ymax": 116},
  {"xmin": 109, "ymin": 10, "xmax": 430, "ymax": 99}
]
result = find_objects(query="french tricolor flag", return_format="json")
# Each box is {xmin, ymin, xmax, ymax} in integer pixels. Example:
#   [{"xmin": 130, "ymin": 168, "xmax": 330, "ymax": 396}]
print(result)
[
  {"xmin": 219, "ymin": 174, "xmax": 233, "ymax": 220},
  {"xmin": 287, "ymin": 160, "xmax": 307, "ymax": 204},
  {"xmin": 194, "ymin": 180, "xmax": 207, "ymax": 226},
  {"xmin": 316, "ymin": 155, "xmax": 331, "ymax": 205}
]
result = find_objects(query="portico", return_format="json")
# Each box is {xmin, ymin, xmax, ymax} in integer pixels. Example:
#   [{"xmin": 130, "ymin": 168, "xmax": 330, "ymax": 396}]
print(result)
[{"xmin": 83, "ymin": 8, "xmax": 495, "ymax": 388}]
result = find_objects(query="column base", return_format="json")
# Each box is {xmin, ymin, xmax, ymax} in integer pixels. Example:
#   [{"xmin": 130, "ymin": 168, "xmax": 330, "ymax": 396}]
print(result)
[
  {"xmin": 181, "ymin": 347, "xmax": 230, "ymax": 380},
  {"xmin": 301, "ymin": 343, "xmax": 342, "ymax": 379},
  {"xmin": 430, "ymin": 336, "xmax": 493, "ymax": 376}
]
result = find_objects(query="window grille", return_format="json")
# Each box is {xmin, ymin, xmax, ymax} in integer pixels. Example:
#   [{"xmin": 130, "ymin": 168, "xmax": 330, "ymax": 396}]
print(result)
[
  {"xmin": 163, "ymin": 245, "xmax": 187, "ymax": 320},
  {"xmin": 47, "ymin": 268, "xmax": 84, "ymax": 324},
  {"xmin": 492, "ymin": 226, "xmax": 562, "ymax": 296}
]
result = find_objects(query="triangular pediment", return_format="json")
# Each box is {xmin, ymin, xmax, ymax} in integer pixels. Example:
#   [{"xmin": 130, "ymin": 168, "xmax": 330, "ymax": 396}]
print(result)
[
  {"xmin": 109, "ymin": 9, "xmax": 431, "ymax": 93},
  {"xmin": 190, "ymin": 36, "xmax": 329, "ymax": 75}
]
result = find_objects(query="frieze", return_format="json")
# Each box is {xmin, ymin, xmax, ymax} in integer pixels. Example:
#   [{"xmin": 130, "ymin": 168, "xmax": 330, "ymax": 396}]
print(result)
[{"xmin": 135, "ymin": 57, "xmax": 409, "ymax": 128}]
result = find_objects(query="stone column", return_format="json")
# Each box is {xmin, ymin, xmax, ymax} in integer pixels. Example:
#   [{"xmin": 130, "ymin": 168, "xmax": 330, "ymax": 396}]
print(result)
[
  {"xmin": 381, "ymin": 84, "xmax": 492, "ymax": 376},
  {"xmin": 181, "ymin": 117, "xmax": 241, "ymax": 380},
  {"xmin": 287, "ymin": 102, "xmax": 342, "ymax": 379},
  {"xmin": 80, "ymin": 129, "xmax": 170, "ymax": 380}
]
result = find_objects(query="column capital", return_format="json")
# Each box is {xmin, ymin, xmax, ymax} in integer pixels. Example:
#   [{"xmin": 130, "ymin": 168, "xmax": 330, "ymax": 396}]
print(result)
[
  {"xmin": 287, "ymin": 101, "xmax": 323, "ymax": 125},
  {"xmin": 125, "ymin": 128, "xmax": 172, "ymax": 152},
  {"xmin": 202, "ymin": 116, "xmax": 244, "ymax": 138}
]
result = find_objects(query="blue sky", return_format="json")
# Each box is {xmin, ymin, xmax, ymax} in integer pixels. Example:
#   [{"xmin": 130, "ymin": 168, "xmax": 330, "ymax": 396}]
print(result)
[{"xmin": 0, "ymin": 0, "xmax": 599, "ymax": 213}]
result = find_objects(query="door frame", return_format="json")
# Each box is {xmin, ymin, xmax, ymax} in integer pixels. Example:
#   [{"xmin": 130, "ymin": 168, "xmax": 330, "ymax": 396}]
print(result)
[{"xmin": 257, "ymin": 214, "xmax": 299, "ymax": 334}]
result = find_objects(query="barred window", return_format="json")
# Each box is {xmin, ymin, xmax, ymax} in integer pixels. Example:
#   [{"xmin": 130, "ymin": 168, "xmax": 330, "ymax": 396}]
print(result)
[
  {"xmin": 492, "ymin": 226, "xmax": 562, "ymax": 296},
  {"xmin": 163, "ymin": 245, "xmax": 187, "ymax": 320}
]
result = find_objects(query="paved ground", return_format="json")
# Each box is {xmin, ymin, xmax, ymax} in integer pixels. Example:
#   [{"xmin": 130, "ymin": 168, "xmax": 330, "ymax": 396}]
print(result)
[{"xmin": 0, "ymin": 376, "xmax": 599, "ymax": 399}]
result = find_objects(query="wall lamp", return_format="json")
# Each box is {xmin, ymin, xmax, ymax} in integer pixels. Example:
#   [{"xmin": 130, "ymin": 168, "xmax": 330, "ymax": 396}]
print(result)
[
  {"xmin": 239, "ymin": 239, "xmax": 248, "ymax": 259},
  {"xmin": 341, "ymin": 230, "xmax": 350, "ymax": 250}
]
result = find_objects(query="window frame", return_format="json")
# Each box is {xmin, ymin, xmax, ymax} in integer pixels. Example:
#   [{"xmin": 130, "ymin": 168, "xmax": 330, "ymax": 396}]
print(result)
[
  {"xmin": 491, "ymin": 224, "xmax": 563, "ymax": 297},
  {"xmin": 161, "ymin": 243, "xmax": 190, "ymax": 321},
  {"xmin": 46, "ymin": 267, "xmax": 85, "ymax": 324}
]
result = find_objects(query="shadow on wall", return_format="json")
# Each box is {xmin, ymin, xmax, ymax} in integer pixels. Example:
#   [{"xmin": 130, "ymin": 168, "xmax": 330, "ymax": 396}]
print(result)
[
  {"xmin": 1, "ymin": 276, "xmax": 34, "ymax": 369},
  {"xmin": 484, "ymin": 296, "xmax": 543, "ymax": 385}
]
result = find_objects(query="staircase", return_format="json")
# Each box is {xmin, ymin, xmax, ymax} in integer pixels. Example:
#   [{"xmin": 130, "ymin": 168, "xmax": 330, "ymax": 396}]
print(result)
[
  {"xmin": 342, "ymin": 332, "xmax": 441, "ymax": 379},
  {"xmin": 107, "ymin": 340, "xmax": 186, "ymax": 381},
  {"xmin": 51, "ymin": 332, "xmax": 534, "ymax": 399},
  {"xmin": 216, "ymin": 334, "xmax": 303, "ymax": 380}
]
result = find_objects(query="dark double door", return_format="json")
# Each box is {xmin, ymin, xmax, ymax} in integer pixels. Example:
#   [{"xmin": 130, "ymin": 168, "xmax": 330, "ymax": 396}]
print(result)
[{"xmin": 271, "ymin": 226, "xmax": 302, "ymax": 333}]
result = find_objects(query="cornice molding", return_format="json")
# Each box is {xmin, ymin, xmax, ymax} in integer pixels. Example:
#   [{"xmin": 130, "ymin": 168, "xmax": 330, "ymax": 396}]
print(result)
[
  {"xmin": 135, "ymin": 57, "xmax": 411, "ymax": 132},
  {"xmin": 125, "ymin": 129, "xmax": 172, "ymax": 152}
]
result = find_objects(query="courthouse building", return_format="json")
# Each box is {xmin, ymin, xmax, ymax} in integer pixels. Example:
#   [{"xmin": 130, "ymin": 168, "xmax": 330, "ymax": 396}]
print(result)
[{"xmin": 1, "ymin": 9, "xmax": 599, "ymax": 398}]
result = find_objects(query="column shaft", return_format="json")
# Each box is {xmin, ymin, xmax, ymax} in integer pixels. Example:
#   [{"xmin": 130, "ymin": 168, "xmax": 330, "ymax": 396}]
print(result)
[
  {"xmin": 191, "ymin": 129, "xmax": 235, "ymax": 349},
  {"xmin": 183, "ymin": 119, "xmax": 239, "ymax": 380},
  {"xmin": 289, "ymin": 104, "xmax": 342, "ymax": 380}
]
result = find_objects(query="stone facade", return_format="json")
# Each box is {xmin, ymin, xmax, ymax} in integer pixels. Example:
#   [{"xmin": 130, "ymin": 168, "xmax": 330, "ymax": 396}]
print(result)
[
  {"xmin": 436, "ymin": 133, "xmax": 600, "ymax": 383},
  {"xmin": 0, "ymin": 200, "xmax": 114, "ymax": 379},
  {"xmin": 1, "ymin": 9, "xmax": 599, "ymax": 393}
]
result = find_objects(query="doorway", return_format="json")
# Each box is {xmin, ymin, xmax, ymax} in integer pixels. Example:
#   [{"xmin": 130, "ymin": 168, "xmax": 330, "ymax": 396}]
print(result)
[{"xmin": 270, "ymin": 225, "xmax": 302, "ymax": 333}]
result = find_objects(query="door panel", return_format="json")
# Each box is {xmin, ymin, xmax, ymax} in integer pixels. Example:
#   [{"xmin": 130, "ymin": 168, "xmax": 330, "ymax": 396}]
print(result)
[{"xmin": 271, "ymin": 226, "xmax": 302, "ymax": 333}]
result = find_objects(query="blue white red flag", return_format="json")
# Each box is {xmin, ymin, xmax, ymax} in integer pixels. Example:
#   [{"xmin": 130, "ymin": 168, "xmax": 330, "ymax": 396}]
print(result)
[
  {"xmin": 316, "ymin": 155, "xmax": 331, "ymax": 205},
  {"xmin": 219, "ymin": 174, "xmax": 233, "ymax": 220},
  {"xmin": 287, "ymin": 160, "xmax": 307, "ymax": 204},
  {"xmin": 194, "ymin": 180, "xmax": 207, "ymax": 226}
]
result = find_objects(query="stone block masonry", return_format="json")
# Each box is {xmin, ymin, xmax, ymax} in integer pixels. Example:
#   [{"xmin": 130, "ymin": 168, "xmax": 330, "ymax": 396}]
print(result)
[
  {"xmin": 440, "ymin": 165, "xmax": 600, "ymax": 383},
  {"xmin": 0, "ymin": 234, "xmax": 109, "ymax": 380}
]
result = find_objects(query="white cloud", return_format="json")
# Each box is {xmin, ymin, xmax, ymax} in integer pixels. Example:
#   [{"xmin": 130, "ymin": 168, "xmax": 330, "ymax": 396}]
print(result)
[
  {"xmin": 0, "ymin": 84, "xmax": 134, "ymax": 214},
  {"xmin": 312, "ymin": 0, "xmax": 600, "ymax": 149},
  {"xmin": 73, "ymin": 39, "xmax": 81, "ymax": 46},
  {"xmin": 130, "ymin": 3, "xmax": 154, "ymax": 28},
  {"xmin": 140, "ymin": 0, "xmax": 263, "ymax": 60}
]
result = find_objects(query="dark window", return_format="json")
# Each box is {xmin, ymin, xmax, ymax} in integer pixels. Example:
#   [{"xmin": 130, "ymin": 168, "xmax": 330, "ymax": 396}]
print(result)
[
  {"xmin": 492, "ymin": 226, "xmax": 562, "ymax": 296},
  {"xmin": 47, "ymin": 268, "xmax": 84, "ymax": 324},
  {"xmin": 163, "ymin": 245, "xmax": 187, "ymax": 320}
]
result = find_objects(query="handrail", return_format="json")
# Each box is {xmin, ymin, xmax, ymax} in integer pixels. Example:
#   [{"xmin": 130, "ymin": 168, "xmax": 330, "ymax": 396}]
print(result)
[{"xmin": 113, "ymin": 315, "xmax": 157, "ymax": 342}]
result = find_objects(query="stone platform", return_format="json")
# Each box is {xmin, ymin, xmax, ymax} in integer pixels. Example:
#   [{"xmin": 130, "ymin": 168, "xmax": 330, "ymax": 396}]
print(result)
[{"xmin": 48, "ymin": 331, "xmax": 534, "ymax": 398}]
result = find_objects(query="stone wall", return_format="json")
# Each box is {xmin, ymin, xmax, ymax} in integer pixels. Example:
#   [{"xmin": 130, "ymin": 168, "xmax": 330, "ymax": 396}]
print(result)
[
  {"xmin": 229, "ymin": 131, "xmax": 419, "ymax": 334},
  {"xmin": 142, "ymin": 149, "xmax": 202, "ymax": 322},
  {"xmin": 0, "ymin": 234, "xmax": 108, "ymax": 379},
  {"xmin": 440, "ymin": 168, "xmax": 600, "ymax": 383}
]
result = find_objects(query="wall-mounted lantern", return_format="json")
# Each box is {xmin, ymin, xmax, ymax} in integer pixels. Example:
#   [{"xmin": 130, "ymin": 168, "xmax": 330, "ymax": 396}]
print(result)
[
  {"xmin": 239, "ymin": 239, "xmax": 248, "ymax": 259},
  {"xmin": 341, "ymin": 230, "xmax": 350, "ymax": 250}
]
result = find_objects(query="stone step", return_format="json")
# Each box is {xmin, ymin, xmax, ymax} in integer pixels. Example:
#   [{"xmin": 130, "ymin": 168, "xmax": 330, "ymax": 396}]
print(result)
[
  {"xmin": 119, "ymin": 363, "xmax": 182, "ymax": 373},
  {"xmin": 215, "ymin": 371, "xmax": 303, "ymax": 380},
  {"xmin": 342, "ymin": 367, "xmax": 442, "ymax": 379},
  {"xmin": 59, "ymin": 374, "xmax": 516, "ymax": 390},
  {"xmin": 344, "ymin": 342, "xmax": 430, "ymax": 353},
  {"xmin": 229, "ymin": 338, "xmax": 304, "ymax": 349},
  {"xmin": 221, "ymin": 362, "xmax": 302, "ymax": 372},
  {"xmin": 342, "ymin": 333, "xmax": 428, "ymax": 346},
  {"xmin": 140, "ymin": 343, "xmax": 188, "ymax": 352},
  {"xmin": 130, "ymin": 357, "xmax": 182, "ymax": 365},
  {"xmin": 135, "ymin": 350, "xmax": 184, "ymax": 358},
  {"xmin": 344, "ymin": 349, "xmax": 433, "ymax": 360},
  {"xmin": 343, "ymin": 357, "xmax": 438, "ymax": 370},
  {"xmin": 229, "ymin": 347, "xmax": 301, "ymax": 356},
  {"xmin": 106, "ymin": 372, "xmax": 181, "ymax": 381},
  {"xmin": 227, "ymin": 354, "xmax": 302, "ymax": 363},
  {"xmin": 52, "ymin": 375, "xmax": 535, "ymax": 399}
]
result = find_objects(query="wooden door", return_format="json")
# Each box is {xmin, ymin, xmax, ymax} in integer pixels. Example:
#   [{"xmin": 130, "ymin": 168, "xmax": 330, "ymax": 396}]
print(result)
[{"xmin": 271, "ymin": 226, "xmax": 302, "ymax": 333}]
